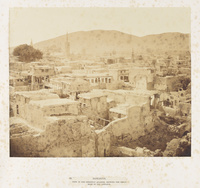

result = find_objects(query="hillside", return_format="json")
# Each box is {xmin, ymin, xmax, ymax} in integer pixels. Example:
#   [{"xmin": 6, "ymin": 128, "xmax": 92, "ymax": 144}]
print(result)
[{"xmin": 33, "ymin": 30, "xmax": 190, "ymax": 56}]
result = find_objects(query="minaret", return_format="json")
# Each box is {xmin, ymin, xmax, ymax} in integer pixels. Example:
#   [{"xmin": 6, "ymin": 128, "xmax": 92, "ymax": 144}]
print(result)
[
  {"xmin": 65, "ymin": 32, "xmax": 70, "ymax": 59},
  {"xmin": 30, "ymin": 39, "xmax": 33, "ymax": 47},
  {"xmin": 131, "ymin": 48, "xmax": 135, "ymax": 63}
]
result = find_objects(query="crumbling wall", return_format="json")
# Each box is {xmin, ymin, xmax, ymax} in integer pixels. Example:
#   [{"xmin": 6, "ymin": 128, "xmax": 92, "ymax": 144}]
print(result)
[
  {"xmin": 41, "ymin": 115, "xmax": 93, "ymax": 157},
  {"xmin": 109, "ymin": 111, "xmax": 126, "ymax": 121},
  {"xmin": 101, "ymin": 102, "xmax": 157, "ymax": 151},
  {"xmin": 10, "ymin": 115, "xmax": 95, "ymax": 157},
  {"xmin": 95, "ymin": 129, "xmax": 111, "ymax": 157},
  {"xmin": 105, "ymin": 105, "xmax": 148, "ymax": 144}
]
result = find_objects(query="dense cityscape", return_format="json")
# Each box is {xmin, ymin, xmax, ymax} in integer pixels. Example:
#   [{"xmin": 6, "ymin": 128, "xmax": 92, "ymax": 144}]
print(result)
[{"xmin": 9, "ymin": 31, "xmax": 191, "ymax": 157}]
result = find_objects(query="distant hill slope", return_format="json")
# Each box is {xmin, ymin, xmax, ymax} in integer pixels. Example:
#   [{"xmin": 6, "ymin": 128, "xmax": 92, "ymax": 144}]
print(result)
[{"xmin": 33, "ymin": 30, "xmax": 190, "ymax": 56}]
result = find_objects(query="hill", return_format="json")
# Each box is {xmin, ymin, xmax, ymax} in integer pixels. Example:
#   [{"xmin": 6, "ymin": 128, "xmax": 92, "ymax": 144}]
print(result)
[{"xmin": 33, "ymin": 30, "xmax": 190, "ymax": 56}]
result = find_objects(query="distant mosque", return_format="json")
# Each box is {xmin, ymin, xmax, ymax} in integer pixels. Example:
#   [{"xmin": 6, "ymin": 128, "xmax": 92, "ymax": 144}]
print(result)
[{"xmin": 65, "ymin": 32, "xmax": 71, "ymax": 59}]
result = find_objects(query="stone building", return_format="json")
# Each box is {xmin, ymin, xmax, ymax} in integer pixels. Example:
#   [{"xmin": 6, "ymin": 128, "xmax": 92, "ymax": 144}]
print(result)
[
  {"xmin": 30, "ymin": 65, "xmax": 55, "ymax": 90},
  {"xmin": 9, "ymin": 75, "xmax": 31, "ymax": 92},
  {"xmin": 46, "ymin": 77, "xmax": 90, "ymax": 99},
  {"xmin": 109, "ymin": 68, "xmax": 129, "ymax": 82},
  {"xmin": 109, "ymin": 67, "xmax": 155, "ymax": 90},
  {"xmin": 13, "ymin": 90, "xmax": 59, "ymax": 119},
  {"xmin": 78, "ymin": 91, "xmax": 110, "ymax": 127},
  {"xmin": 129, "ymin": 67, "xmax": 155, "ymax": 90},
  {"xmin": 10, "ymin": 90, "xmax": 112, "ymax": 157}
]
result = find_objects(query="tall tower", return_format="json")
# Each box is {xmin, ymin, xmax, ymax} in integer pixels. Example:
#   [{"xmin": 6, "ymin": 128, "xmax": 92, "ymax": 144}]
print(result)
[
  {"xmin": 131, "ymin": 48, "xmax": 135, "ymax": 63},
  {"xmin": 30, "ymin": 39, "xmax": 33, "ymax": 47},
  {"xmin": 65, "ymin": 32, "xmax": 70, "ymax": 59}
]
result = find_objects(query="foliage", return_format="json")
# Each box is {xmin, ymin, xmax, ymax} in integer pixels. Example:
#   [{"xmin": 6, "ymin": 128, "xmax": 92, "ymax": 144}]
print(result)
[
  {"xmin": 172, "ymin": 77, "xmax": 191, "ymax": 91},
  {"xmin": 13, "ymin": 44, "xmax": 43, "ymax": 62}
]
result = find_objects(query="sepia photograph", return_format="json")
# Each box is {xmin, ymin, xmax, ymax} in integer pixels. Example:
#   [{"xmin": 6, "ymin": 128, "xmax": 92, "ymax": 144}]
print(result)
[{"xmin": 9, "ymin": 7, "xmax": 191, "ymax": 157}]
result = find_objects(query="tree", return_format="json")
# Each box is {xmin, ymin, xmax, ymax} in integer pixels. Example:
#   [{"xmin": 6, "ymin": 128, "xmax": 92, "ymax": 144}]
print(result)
[
  {"xmin": 13, "ymin": 44, "xmax": 43, "ymax": 62},
  {"xmin": 181, "ymin": 77, "xmax": 191, "ymax": 90},
  {"xmin": 172, "ymin": 77, "xmax": 191, "ymax": 91}
]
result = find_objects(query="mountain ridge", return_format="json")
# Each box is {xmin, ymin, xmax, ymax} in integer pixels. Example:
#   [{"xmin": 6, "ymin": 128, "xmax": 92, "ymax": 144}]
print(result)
[{"xmin": 31, "ymin": 30, "xmax": 191, "ymax": 55}]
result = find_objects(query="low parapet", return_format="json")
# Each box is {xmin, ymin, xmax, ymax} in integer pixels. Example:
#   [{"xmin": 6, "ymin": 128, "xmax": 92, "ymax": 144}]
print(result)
[
  {"xmin": 78, "ymin": 91, "xmax": 107, "ymax": 100},
  {"xmin": 15, "ymin": 90, "xmax": 59, "ymax": 101},
  {"xmin": 29, "ymin": 98, "xmax": 79, "ymax": 108}
]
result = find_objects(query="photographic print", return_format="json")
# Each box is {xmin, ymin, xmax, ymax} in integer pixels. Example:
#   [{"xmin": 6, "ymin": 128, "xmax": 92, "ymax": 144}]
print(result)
[{"xmin": 9, "ymin": 8, "xmax": 191, "ymax": 157}]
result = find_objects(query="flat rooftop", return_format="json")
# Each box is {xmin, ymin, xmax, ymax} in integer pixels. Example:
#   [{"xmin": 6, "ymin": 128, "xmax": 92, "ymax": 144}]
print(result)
[
  {"xmin": 103, "ymin": 89, "xmax": 158, "ymax": 97},
  {"xmin": 62, "ymin": 73, "xmax": 111, "ymax": 77},
  {"xmin": 50, "ymin": 77, "xmax": 89, "ymax": 85},
  {"xmin": 29, "ymin": 98, "xmax": 79, "ymax": 108},
  {"xmin": 15, "ymin": 90, "xmax": 59, "ymax": 100},
  {"xmin": 78, "ymin": 92, "xmax": 107, "ymax": 99},
  {"xmin": 109, "ymin": 104, "xmax": 131, "ymax": 115}
]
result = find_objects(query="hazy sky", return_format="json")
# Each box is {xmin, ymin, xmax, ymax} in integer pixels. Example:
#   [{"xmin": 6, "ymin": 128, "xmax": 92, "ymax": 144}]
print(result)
[{"xmin": 9, "ymin": 8, "xmax": 190, "ymax": 47}]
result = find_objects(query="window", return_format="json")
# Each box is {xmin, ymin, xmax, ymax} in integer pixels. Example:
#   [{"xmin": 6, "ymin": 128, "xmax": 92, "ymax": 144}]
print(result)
[
  {"xmin": 105, "ymin": 78, "xmax": 108, "ymax": 83},
  {"xmin": 16, "ymin": 105, "xmax": 19, "ymax": 114},
  {"xmin": 124, "ymin": 76, "xmax": 129, "ymax": 82},
  {"xmin": 82, "ymin": 103, "xmax": 86, "ymax": 108}
]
